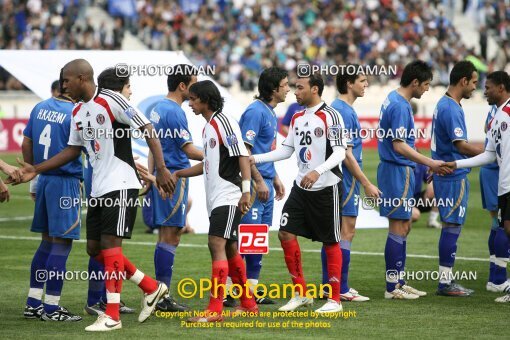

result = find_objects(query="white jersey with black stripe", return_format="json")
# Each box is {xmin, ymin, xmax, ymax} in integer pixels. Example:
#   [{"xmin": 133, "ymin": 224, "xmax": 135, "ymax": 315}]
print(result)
[
  {"xmin": 283, "ymin": 101, "xmax": 347, "ymax": 190},
  {"xmin": 202, "ymin": 111, "xmax": 249, "ymax": 215},
  {"xmin": 68, "ymin": 88, "xmax": 151, "ymax": 197}
]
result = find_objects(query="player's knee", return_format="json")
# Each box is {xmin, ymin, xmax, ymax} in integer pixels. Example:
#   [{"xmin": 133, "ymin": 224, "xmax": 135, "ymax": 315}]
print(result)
[
  {"xmin": 412, "ymin": 208, "xmax": 420, "ymax": 222},
  {"xmin": 225, "ymin": 241, "xmax": 238, "ymax": 259},
  {"xmin": 278, "ymin": 230, "xmax": 294, "ymax": 242},
  {"xmin": 86, "ymin": 244, "xmax": 100, "ymax": 258}
]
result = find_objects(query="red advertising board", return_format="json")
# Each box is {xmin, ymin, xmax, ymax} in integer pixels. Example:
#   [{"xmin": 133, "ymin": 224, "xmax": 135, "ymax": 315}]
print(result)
[{"xmin": 0, "ymin": 119, "xmax": 28, "ymax": 152}]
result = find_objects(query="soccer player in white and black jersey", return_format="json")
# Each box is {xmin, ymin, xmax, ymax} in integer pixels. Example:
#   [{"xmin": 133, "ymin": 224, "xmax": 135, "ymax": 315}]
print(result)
[
  {"xmin": 174, "ymin": 80, "xmax": 258, "ymax": 322},
  {"xmin": 444, "ymin": 71, "xmax": 510, "ymax": 303},
  {"xmin": 251, "ymin": 74, "xmax": 347, "ymax": 314},
  {"xmin": 10, "ymin": 59, "xmax": 175, "ymax": 331}
]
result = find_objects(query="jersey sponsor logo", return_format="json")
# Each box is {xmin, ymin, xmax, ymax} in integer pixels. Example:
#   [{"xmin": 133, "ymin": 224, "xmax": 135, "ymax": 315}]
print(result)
[
  {"xmin": 501, "ymin": 122, "xmax": 507, "ymax": 132},
  {"xmin": 314, "ymin": 127, "xmax": 324, "ymax": 137},
  {"xmin": 209, "ymin": 138, "xmax": 216, "ymax": 149},
  {"xmin": 124, "ymin": 107, "xmax": 137, "ymax": 119},
  {"xmin": 298, "ymin": 147, "xmax": 312, "ymax": 163},
  {"xmin": 96, "ymin": 114, "xmax": 105, "ymax": 125},
  {"xmin": 246, "ymin": 130, "xmax": 256, "ymax": 141},
  {"xmin": 454, "ymin": 127, "xmax": 463, "ymax": 137},
  {"xmin": 226, "ymin": 134, "xmax": 238, "ymax": 146}
]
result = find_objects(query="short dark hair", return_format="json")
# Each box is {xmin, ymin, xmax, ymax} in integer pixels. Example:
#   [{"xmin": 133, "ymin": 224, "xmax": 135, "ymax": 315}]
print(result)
[
  {"xmin": 256, "ymin": 67, "xmax": 288, "ymax": 102},
  {"xmin": 336, "ymin": 64, "xmax": 361, "ymax": 94},
  {"xmin": 487, "ymin": 71, "xmax": 510, "ymax": 92},
  {"xmin": 51, "ymin": 80, "xmax": 60, "ymax": 92},
  {"xmin": 167, "ymin": 64, "xmax": 198, "ymax": 92},
  {"xmin": 450, "ymin": 60, "xmax": 477, "ymax": 85},
  {"xmin": 299, "ymin": 73, "xmax": 324, "ymax": 96},
  {"xmin": 400, "ymin": 60, "xmax": 433, "ymax": 87},
  {"xmin": 189, "ymin": 80, "xmax": 224, "ymax": 112},
  {"xmin": 97, "ymin": 67, "xmax": 129, "ymax": 91}
]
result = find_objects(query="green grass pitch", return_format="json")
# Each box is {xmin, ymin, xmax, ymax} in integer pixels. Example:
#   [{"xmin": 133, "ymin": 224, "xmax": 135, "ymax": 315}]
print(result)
[{"xmin": 0, "ymin": 150, "xmax": 507, "ymax": 339}]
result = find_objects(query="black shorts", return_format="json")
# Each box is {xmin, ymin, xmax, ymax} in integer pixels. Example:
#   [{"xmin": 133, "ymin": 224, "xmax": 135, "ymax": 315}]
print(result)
[
  {"xmin": 414, "ymin": 190, "xmax": 432, "ymax": 213},
  {"xmin": 209, "ymin": 205, "xmax": 241, "ymax": 241},
  {"xmin": 498, "ymin": 192, "xmax": 510, "ymax": 228},
  {"xmin": 280, "ymin": 182, "xmax": 342, "ymax": 243},
  {"xmin": 86, "ymin": 189, "xmax": 138, "ymax": 241}
]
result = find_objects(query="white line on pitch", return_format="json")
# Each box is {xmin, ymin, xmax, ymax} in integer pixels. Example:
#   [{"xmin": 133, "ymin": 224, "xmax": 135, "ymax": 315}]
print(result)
[{"xmin": 0, "ymin": 235, "xmax": 488, "ymax": 262}]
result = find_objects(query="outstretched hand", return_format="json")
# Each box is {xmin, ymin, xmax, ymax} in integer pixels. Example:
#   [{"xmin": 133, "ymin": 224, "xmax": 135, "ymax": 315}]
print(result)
[
  {"xmin": 5, "ymin": 158, "xmax": 36, "ymax": 185},
  {"xmin": 429, "ymin": 160, "xmax": 453, "ymax": 176}
]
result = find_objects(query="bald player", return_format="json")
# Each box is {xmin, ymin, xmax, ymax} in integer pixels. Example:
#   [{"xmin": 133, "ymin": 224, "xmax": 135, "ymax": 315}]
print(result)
[{"xmin": 11, "ymin": 59, "xmax": 175, "ymax": 331}]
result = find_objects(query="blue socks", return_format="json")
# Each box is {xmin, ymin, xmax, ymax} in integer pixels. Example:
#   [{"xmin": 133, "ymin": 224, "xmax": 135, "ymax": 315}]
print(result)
[
  {"xmin": 87, "ymin": 256, "xmax": 105, "ymax": 306},
  {"xmin": 154, "ymin": 242, "xmax": 176, "ymax": 288},
  {"xmin": 340, "ymin": 240, "xmax": 351, "ymax": 294},
  {"xmin": 44, "ymin": 242, "xmax": 72, "ymax": 313},
  {"xmin": 493, "ymin": 227, "xmax": 509, "ymax": 284},
  {"xmin": 27, "ymin": 240, "xmax": 52, "ymax": 308},
  {"xmin": 245, "ymin": 254, "xmax": 263, "ymax": 280},
  {"xmin": 385, "ymin": 233, "xmax": 405, "ymax": 292},
  {"xmin": 489, "ymin": 225, "xmax": 497, "ymax": 283},
  {"xmin": 321, "ymin": 246, "xmax": 328, "ymax": 285},
  {"xmin": 438, "ymin": 226, "xmax": 462, "ymax": 289}
]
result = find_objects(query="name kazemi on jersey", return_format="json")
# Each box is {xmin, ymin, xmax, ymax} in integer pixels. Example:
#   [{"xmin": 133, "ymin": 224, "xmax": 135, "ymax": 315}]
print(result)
[{"xmin": 68, "ymin": 89, "xmax": 151, "ymax": 197}]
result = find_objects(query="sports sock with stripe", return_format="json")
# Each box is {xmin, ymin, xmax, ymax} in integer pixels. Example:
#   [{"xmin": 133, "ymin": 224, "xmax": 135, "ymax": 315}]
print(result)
[
  {"xmin": 123, "ymin": 255, "xmax": 158, "ymax": 294},
  {"xmin": 207, "ymin": 260, "xmax": 228, "ymax": 313},
  {"xmin": 27, "ymin": 240, "xmax": 52, "ymax": 308},
  {"xmin": 324, "ymin": 243, "xmax": 342, "ymax": 302},
  {"xmin": 281, "ymin": 238, "xmax": 307, "ymax": 296},
  {"xmin": 385, "ymin": 233, "xmax": 405, "ymax": 292},
  {"xmin": 102, "ymin": 247, "xmax": 124, "ymax": 321},
  {"xmin": 228, "ymin": 254, "xmax": 256, "ymax": 308},
  {"xmin": 245, "ymin": 254, "xmax": 262, "ymax": 281},
  {"xmin": 44, "ymin": 242, "xmax": 72, "ymax": 313},
  {"xmin": 438, "ymin": 226, "xmax": 461, "ymax": 289},
  {"xmin": 87, "ymin": 256, "xmax": 105, "ymax": 307},
  {"xmin": 494, "ymin": 227, "xmax": 509, "ymax": 285},
  {"xmin": 154, "ymin": 242, "xmax": 176, "ymax": 291},
  {"xmin": 340, "ymin": 240, "xmax": 351, "ymax": 294}
]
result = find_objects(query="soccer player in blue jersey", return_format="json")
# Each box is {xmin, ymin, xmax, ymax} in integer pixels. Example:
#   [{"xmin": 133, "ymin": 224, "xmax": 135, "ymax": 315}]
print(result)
[
  {"xmin": 147, "ymin": 64, "xmax": 203, "ymax": 312},
  {"xmin": 431, "ymin": 60, "xmax": 484, "ymax": 296},
  {"xmin": 22, "ymin": 75, "xmax": 83, "ymax": 321},
  {"xmin": 230, "ymin": 67, "xmax": 288, "ymax": 305},
  {"xmin": 378, "ymin": 60, "xmax": 449, "ymax": 299},
  {"xmin": 482, "ymin": 73, "xmax": 510, "ymax": 294},
  {"xmin": 319, "ymin": 66, "xmax": 380, "ymax": 302}
]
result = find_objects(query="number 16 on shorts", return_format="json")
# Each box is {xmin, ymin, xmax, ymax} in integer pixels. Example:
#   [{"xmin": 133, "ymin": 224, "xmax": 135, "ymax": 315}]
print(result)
[{"xmin": 238, "ymin": 224, "xmax": 269, "ymax": 254}]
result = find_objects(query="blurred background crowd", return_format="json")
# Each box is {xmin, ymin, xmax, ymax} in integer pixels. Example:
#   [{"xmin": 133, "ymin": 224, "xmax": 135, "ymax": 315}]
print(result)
[{"xmin": 0, "ymin": 0, "xmax": 509, "ymax": 91}]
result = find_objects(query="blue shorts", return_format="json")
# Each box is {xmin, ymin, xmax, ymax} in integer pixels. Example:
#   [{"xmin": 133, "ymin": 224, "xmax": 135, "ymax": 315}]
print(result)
[
  {"xmin": 433, "ymin": 177, "xmax": 469, "ymax": 225},
  {"xmin": 480, "ymin": 166, "xmax": 498, "ymax": 211},
  {"xmin": 31, "ymin": 175, "xmax": 81, "ymax": 240},
  {"xmin": 152, "ymin": 177, "xmax": 189, "ymax": 228},
  {"xmin": 342, "ymin": 168, "xmax": 360, "ymax": 217},
  {"xmin": 377, "ymin": 162, "xmax": 415, "ymax": 220},
  {"xmin": 241, "ymin": 178, "xmax": 274, "ymax": 226}
]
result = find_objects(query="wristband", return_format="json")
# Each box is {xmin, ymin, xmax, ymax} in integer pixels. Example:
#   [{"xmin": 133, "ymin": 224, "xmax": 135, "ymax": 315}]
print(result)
[{"xmin": 242, "ymin": 180, "xmax": 251, "ymax": 193}]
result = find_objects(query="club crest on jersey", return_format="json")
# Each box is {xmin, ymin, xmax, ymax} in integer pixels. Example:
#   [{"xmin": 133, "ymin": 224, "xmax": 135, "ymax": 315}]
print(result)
[
  {"xmin": 94, "ymin": 140, "xmax": 101, "ymax": 152},
  {"xmin": 299, "ymin": 147, "xmax": 312, "ymax": 163},
  {"xmin": 246, "ymin": 130, "xmax": 256, "ymax": 141},
  {"xmin": 314, "ymin": 127, "xmax": 324, "ymax": 137},
  {"xmin": 209, "ymin": 138, "xmax": 216, "ymax": 148},
  {"xmin": 501, "ymin": 122, "xmax": 507, "ymax": 132},
  {"xmin": 454, "ymin": 127, "xmax": 463, "ymax": 137},
  {"xmin": 181, "ymin": 129, "xmax": 190, "ymax": 141},
  {"xmin": 96, "ymin": 114, "xmax": 105, "ymax": 125},
  {"xmin": 226, "ymin": 134, "xmax": 238, "ymax": 146},
  {"xmin": 150, "ymin": 110, "xmax": 160, "ymax": 124},
  {"xmin": 124, "ymin": 107, "xmax": 137, "ymax": 119}
]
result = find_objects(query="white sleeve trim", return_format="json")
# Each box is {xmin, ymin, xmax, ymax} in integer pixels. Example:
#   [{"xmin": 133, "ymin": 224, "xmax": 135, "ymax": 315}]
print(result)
[
  {"xmin": 456, "ymin": 150, "xmax": 497, "ymax": 168},
  {"xmin": 314, "ymin": 146, "xmax": 346, "ymax": 175},
  {"xmin": 253, "ymin": 145, "xmax": 294, "ymax": 164}
]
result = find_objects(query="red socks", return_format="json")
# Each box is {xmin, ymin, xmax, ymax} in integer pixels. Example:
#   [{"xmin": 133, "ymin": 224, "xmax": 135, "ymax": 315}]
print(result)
[
  {"xmin": 123, "ymin": 255, "xmax": 158, "ymax": 294},
  {"xmin": 324, "ymin": 243, "xmax": 342, "ymax": 302},
  {"xmin": 102, "ymin": 247, "xmax": 124, "ymax": 321},
  {"xmin": 281, "ymin": 238, "xmax": 307, "ymax": 295},
  {"xmin": 228, "ymin": 254, "xmax": 256, "ymax": 309},
  {"xmin": 207, "ymin": 260, "xmax": 228, "ymax": 313}
]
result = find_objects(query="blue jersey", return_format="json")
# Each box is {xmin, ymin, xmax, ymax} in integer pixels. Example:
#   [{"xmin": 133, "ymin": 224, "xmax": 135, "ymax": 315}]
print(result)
[
  {"xmin": 331, "ymin": 98, "xmax": 362, "ymax": 163},
  {"xmin": 482, "ymin": 105, "xmax": 499, "ymax": 170},
  {"xmin": 281, "ymin": 102, "xmax": 304, "ymax": 127},
  {"xmin": 378, "ymin": 90, "xmax": 415, "ymax": 167},
  {"xmin": 239, "ymin": 99, "xmax": 278, "ymax": 179},
  {"xmin": 431, "ymin": 95, "xmax": 470, "ymax": 180},
  {"xmin": 149, "ymin": 98, "xmax": 192, "ymax": 171},
  {"xmin": 23, "ymin": 97, "xmax": 82, "ymax": 177}
]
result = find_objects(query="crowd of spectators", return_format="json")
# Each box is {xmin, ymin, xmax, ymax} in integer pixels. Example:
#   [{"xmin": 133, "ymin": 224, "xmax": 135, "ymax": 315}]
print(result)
[{"xmin": 1, "ymin": 0, "xmax": 509, "ymax": 91}]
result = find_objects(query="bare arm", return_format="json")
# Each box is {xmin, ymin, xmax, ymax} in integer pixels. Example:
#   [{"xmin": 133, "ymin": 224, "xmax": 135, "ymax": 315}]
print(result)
[
  {"xmin": 246, "ymin": 143, "xmax": 269, "ymax": 202},
  {"xmin": 238, "ymin": 155, "xmax": 251, "ymax": 214},
  {"xmin": 393, "ymin": 140, "xmax": 445, "ymax": 172},
  {"xmin": 174, "ymin": 162, "xmax": 204, "ymax": 178},
  {"xmin": 22, "ymin": 137, "xmax": 33, "ymax": 165},
  {"xmin": 182, "ymin": 143, "xmax": 204, "ymax": 161},
  {"xmin": 148, "ymin": 150, "xmax": 154, "ymax": 175},
  {"xmin": 453, "ymin": 140, "xmax": 484, "ymax": 157},
  {"xmin": 34, "ymin": 145, "xmax": 82, "ymax": 173}
]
